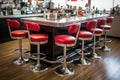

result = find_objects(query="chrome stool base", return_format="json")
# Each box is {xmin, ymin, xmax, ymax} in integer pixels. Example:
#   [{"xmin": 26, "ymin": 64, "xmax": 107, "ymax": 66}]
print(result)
[
  {"xmin": 55, "ymin": 66, "xmax": 74, "ymax": 77},
  {"xmin": 13, "ymin": 57, "xmax": 29, "ymax": 65},
  {"xmin": 30, "ymin": 64, "xmax": 48, "ymax": 72},
  {"xmin": 74, "ymin": 58, "xmax": 91, "ymax": 66},
  {"xmin": 92, "ymin": 53, "xmax": 101, "ymax": 59},
  {"xmin": 100, "ymin": 46, "xmax": 111, "ymax": 51}
]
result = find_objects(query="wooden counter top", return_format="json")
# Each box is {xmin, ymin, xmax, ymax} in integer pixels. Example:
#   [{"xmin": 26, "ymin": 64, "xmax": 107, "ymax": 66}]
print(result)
[{"xmin": 21, "ymin": 14, "xmax": 109, "ymax": 27}]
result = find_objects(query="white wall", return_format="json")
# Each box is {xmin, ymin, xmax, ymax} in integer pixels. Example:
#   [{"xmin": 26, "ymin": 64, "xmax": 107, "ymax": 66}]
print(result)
[
  {"xmin": 51, "ymin": 0, "xmax": 120, "ymax": 10},
  {"xmin": 91, "ymin": 0, "xmax": 113, "ymax": 10}
]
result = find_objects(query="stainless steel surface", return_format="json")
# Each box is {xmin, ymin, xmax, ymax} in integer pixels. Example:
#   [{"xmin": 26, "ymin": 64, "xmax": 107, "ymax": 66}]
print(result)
[
  {"xmin": 21, "ymin": 14, "xmax": 109, "ymax": 27},
  {"xmin": 0, "ymin": 14, "xmax": 43, "ymax": 19}
]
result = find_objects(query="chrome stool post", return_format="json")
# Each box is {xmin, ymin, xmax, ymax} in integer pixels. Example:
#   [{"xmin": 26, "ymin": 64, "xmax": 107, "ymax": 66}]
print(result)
[
  {"xmin": 24, "ymin": 21, "xmax": 49, "ymax": 73},
  {"xmin": 100, "ymin": 31, "xmax": 111, "ymax": 51},
  {"xmin": 74, "ymin": 40, "xmax": 91, "ymax": 66},
  {"xmin": 7, "ymin": 19, "xmax": 29, "ymax": 65},
  {"xmin": 81, "ymin": 40, "xmax": 91, "ymax": 65},
  {"xmin": 95, "ymin": 37, "xmax": 102, "ymax": 49},
  {"xmin": 30, "ymin": 44, "xmax": 48, "ymax": 72},
  {"xmin": 55, "ymin": 46, "xmax": 74, "ymax": 76},
  {"xmin": 98, "ymin": 17, "xmax": 114, "ymax": 52},
  {"xmin": 86, "ymin": 20, "xmax": 103, "ymax": 59},
  {"xmin": 54, "ymin": 23, "xmax": 80, "ymax": 77},
  {"xmin": 92, "ymin": 36, "xmax": 101, "ymax": 59},
  {"xmin": 13, "ymin": 39, "xmax": 29, "ymax": 65}
]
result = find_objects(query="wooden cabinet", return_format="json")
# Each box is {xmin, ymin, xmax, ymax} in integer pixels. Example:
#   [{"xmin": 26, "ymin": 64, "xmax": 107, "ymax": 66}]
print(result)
[{"xmin": 107, "ymin": 15, "xmax": 120, "ymax": 37}]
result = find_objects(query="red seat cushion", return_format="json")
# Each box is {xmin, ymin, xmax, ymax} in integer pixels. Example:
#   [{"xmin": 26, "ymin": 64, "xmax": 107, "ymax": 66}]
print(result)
[
  {"xmin": 55, "ymin": 35, "xmax": 75, "ymax": 44},
  {"xmin": 90, "ymin": 28, "xmax": 103, "ymax": 34},
  {"xmin": 78, "ymin": 31, "xmax": 92, "ymax": 39},
  {"xmin": 11, "ymin": 30, "xmax": 27, "ymax": 37},
  {"xmin": 100, "ymin": 25, "xmax": 111, "ymax": 30},
  {"xmin": 30, "ymin": 34, "xmax": 48, "ymax": 42}
]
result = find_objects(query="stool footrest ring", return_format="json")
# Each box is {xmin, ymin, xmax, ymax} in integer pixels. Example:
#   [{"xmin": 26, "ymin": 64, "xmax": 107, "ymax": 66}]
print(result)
[
  {"xmin": 31, "ymin": 53, "xmax": 46, "ymax": 60},
  {"xmin": 57, "ymin": 56, "xmax": 73, "ymax": 64},
  {"xmin": 13, "ymin": 48, "xmax": 29, "ymax": 54}
]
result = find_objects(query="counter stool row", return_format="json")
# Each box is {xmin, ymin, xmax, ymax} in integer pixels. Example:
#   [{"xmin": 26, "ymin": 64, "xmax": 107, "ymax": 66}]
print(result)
[
  {"xmin": 98, "ymin": 17, "xmax": 114, "ymax": 51},
  {"xmin": 7, "ymin": 17, "xmax": 113, "ymax": 77}
]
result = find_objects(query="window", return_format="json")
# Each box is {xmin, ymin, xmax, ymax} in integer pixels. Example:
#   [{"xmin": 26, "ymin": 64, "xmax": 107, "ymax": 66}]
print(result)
[{"xmin": 91, "ymin": 0, "xmax": 113, "ymax": 10}]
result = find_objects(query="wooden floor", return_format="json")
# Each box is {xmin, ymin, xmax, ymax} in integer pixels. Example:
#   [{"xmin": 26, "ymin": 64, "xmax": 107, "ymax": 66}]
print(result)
[{"xmin": 0, "ymin": 38, "xmax": 120, "ymax": 80}]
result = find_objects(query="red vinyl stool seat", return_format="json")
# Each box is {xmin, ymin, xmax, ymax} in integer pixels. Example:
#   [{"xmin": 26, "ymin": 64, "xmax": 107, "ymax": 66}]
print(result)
[
  {"xmin": 55, "ymin": 35, "xmax": 76, "ymax": 46},
  {"xmin": 11, "ymin": 30, "xmax": 27, "ymax": 37},
  {"xmin": 86, "ymin": 20, "xmax": 103, "ymax": 59},
  {"xmin": 79, "ymin": 31, "xmax": 93, "ymax": 39},
  {"xmin": 98, "ymin": 17, "xmax": 114, "ymax": 51},
  {"xmin": 74, "ymin": 30, "xmax": 93, "ymax": 66},
  {"xmin": 7, "ymin": 19, "xmax": 29, "ymax": 65},
  {"xmin": 54, "ymin": 23, "xmax": 80, "ymax": 77},
  {"xmin": 100, "ymin": 25, "xmax": 111, "ymax": 31},
  {"xmin": 30, "ymin": 34, "xmax": 48, "ymax": 42},
  {"xmin": 24, "ymin": 21, "xmax": 48, "ymax": 72}
]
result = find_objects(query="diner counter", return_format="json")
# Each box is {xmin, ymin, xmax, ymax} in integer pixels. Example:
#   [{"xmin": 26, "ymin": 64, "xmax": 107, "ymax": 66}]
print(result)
[
  {"xmin": 20, "ymin": 14, "xmax": 110, "ymax": 65},
  {"xmin": 21, "ymin": 14, "xmax": 109, "ymax": 27}
]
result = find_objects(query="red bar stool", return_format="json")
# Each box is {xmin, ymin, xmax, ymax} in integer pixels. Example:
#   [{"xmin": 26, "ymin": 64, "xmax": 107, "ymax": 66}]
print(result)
[
  {"xmin": 74, "ymin": 30, "xmax": 93, "ymax": 66},
  {"xmin": 24, "ymin": 21, "xmax": 48, "ymax": 72},
  {"xmin": 98, "ymin": 17, "xmax": 114, "ymax": 51},
  {"xmin": 86, "ymin": 20, "xmax": 103, "ymax": 59},
  {"xmin": 7, "ymin": 19, "xmax": 29, "ymax": 65},
  {"xmin": 54, "ymin": 23, "xmax": 80, "ymax": 77}
]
